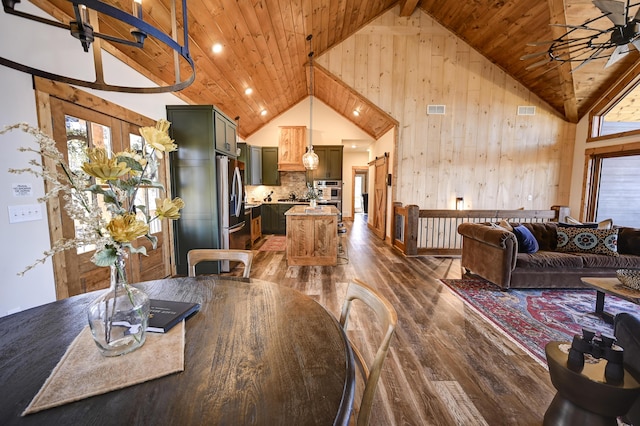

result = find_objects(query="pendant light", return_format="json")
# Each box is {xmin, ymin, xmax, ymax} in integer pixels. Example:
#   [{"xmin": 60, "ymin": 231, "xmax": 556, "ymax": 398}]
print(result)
[{"xmin": 302, "ymin": 34, "xmax": 319, "ymax": 170}]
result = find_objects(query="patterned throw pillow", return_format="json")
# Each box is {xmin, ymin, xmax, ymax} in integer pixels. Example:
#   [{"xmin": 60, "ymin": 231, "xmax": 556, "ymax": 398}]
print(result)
[{"xmin": 556, "ymin": 227, "xmax": 619, "ymax": 256}]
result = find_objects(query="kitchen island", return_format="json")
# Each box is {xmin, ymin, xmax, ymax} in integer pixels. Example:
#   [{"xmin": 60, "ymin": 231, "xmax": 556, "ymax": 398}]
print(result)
[{"xmin": 284, "ymin": 205, "xmax": 340, "ymax": 266}]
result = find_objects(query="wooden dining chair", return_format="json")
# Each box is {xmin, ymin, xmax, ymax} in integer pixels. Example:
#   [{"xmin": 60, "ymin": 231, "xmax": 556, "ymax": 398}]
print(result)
[
  {"xmin": 339, "ymin": 278, "xmax": 398, "ymax": 426},
  {"xmin": 187, "ymin": 249, "xmax": 254, "ymax": 278}
]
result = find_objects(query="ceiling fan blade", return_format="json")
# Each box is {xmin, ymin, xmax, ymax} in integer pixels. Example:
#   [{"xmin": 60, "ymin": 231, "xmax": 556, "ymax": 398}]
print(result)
[
  {"xmin": 592, "ymin": 0, "xmax": 627, "ymax": 26},
  {"xmin": 527, "ymin": 40, "xmax": 558, "ymax": 46},
  {"xmin": 525, "ymin": 58, "xmax": 552, "ymax": 70},
  {"xmin": 549, "ymin": 23, "xmax": 591, "ymax": 29},
  {"xmin": 520, "ymin": 51, "xmax": 551, "ymax": 60},
  {"xmin": 605, "ymin": 44, "xmax": 630, "ymax": 67}
]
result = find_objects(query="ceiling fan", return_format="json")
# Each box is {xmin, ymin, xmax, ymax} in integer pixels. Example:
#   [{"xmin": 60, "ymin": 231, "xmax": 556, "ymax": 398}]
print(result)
[{"xmin": 521, "ymin": 0, "xmax": 640, "ymax": 71}]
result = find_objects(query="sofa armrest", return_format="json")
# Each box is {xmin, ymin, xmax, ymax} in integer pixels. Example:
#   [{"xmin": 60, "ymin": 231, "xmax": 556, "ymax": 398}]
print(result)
[
  {"xmin": 458, "ymin": 223, "xmax": 517, "ymax": 250},
  {"xmin": 457, "ymin": 223, "xmax": 518, "ymax": 289}
]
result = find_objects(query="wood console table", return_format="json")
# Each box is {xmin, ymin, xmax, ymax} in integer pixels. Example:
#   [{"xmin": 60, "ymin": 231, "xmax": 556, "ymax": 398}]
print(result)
[{"xmin": 0, "ymin": 276, "xmax": 355, "ymax": 425}]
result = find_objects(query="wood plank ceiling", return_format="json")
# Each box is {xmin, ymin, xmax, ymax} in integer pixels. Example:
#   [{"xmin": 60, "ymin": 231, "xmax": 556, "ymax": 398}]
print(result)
[{"xmin": 27, "ymin": 0, "xmax": 640, "ymax": 138}]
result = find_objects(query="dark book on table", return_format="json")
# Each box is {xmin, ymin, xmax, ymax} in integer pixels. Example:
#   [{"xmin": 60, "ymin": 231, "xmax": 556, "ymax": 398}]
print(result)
[{"xmin": 147, "ymin": 299, "xmax": 200, "ymax": 333}]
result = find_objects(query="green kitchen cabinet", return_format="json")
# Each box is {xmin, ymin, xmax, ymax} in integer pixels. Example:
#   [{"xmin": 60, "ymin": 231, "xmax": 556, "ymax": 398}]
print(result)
[
  {"xmin": 261, "ymin": 203, "xmax": 291, "ymax": 235},
  {"xmin": 238, "ymin": 143, "xmax": 262, "ymax": 185},
  {"xmin": 166, "ymin": 105, "xmax": 237, "ymax": 275},
  {"xmin": 261, "ymin": 204, "xmax": 278, "ymax": 234},
  {"xmin": 313, "ymin": 146, "xmax": 343, "ymax": 180},
  {"xmin": 261, "ymin": 147, "xmax": 280, "ymax": 186}
]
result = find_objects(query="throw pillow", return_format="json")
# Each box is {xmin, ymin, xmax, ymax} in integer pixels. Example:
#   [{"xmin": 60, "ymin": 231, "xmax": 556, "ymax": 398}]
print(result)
[
  {"xmin": 499, "ymin": 219, "xmax": 513, "ymax": 231},
  {"xmin": 559, "ymin": 222, "xmax": 598, "ymax": 229},
  {"xmin": 598, "ymin": 218, "xmax": 613, "ymax": 230},
  {"xmin": 490, "ymin": 223, "xmax": 510, "ymax": 232},
  {"xmin": 556, "ymin": 227, "xmax": 619, "ymax": 256},
  {"xmin": 513, "ymin": 225, "xmax": 539, "ymax": 254},
  {"xmin": 561, "ymin": 216, "xmax": 613, "ymax": 229},
  {"xmin": 565, "ymin": 216, "xmax": 583, "ymax": 225}
]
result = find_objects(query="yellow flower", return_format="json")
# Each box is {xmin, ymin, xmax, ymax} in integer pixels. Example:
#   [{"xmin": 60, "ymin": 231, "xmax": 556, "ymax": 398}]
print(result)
[
  {"xmin": 139, "ymin": 119, "xmax": 176, "ymax": 159},
  {"xmin": 117, "ymin": 149, "xmax": 147, "ymax": 173},
  {"xmin": 82, "ymin": 148, "xmax": 131, "ymax": 181},
  {"xmin": 155, "ymin": 197, "xmax": 185, "ymax": 220},
  {"xmin": 107, "ymin": 214, "xmax": 149, "ymax": 242}
]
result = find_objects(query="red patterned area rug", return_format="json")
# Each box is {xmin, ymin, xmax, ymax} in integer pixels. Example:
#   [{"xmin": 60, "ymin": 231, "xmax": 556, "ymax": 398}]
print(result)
[
  {"xmin": 257, "ymin": 236, "xmax": 287, "ymax": 252},
  {"xmin": 440, "ymin": 278, "xmax": 640, "ymax": 365}
]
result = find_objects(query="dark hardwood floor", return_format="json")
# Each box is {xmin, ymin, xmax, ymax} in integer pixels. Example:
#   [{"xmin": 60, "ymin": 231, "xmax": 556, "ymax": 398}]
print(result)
[{"xmin": 243, "ymin": 213, "xmax": 555, "ymax": 425}]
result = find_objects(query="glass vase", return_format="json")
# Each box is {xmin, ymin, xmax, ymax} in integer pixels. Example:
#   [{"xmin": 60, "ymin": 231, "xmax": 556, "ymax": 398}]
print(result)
[
  {"xmin": 310, "ymin": 199, "xmax": 317, "ymax": 208},
  {"xmin": 87, "ymin": 256, "xmax": 150, "ymax": 357}
]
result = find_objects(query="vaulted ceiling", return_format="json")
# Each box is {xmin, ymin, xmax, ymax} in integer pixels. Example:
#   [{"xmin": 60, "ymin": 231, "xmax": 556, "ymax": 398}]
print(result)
[{"xmin": 29, "ymin": 0, "xmax": 640, "ymax": 138}]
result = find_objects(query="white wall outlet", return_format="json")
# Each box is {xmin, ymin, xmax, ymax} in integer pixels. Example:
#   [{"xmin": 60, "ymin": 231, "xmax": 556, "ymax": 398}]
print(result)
[
  {"xmin": 527, "ymin": 194, "xmax": 533, "ymax": 201},
  {"xmin": 8, "ymin": 204, "xmax": 43, "ymax": 224}
]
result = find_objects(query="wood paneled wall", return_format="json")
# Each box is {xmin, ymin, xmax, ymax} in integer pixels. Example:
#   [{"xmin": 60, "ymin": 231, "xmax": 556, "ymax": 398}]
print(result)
[{"xmin": 318, "ymin": 7, "xmax": 576, "ymax": 210}]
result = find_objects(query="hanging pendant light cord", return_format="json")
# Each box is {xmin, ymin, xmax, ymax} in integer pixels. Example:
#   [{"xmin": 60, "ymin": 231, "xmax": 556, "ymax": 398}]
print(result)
[{"xmin": 308, "ymin": 34, "xmax": 314, "ymax": 152}]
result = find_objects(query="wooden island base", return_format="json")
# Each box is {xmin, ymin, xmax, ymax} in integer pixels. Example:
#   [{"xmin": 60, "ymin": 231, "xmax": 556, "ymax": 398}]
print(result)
[{"xmin": 285, "ymin": 205, "xmax": 340, "ymax": 266}]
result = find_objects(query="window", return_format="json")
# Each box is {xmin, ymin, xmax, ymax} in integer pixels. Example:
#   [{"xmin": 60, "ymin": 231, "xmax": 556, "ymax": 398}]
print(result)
[
  {"xmin": 593, "ymin": 155, "xmax": 640, "ymax": 227},
  {"xmin": 129, "ymin": 132, "xmax": 162, "ymax": 234},
  {"xmin": 598, "ymin": 82, "xmax": 640, "ymax": 137},
  {"xmin": 589, "ymin": 69, "xmax": 640, "ymax": 141},
  {"xmin": 65, "ymin": 115, "xmax": 112, "ymax": 254},
  {"xmin": 585, "ymin": 146, "xmax": 640, "ymax": 227}
]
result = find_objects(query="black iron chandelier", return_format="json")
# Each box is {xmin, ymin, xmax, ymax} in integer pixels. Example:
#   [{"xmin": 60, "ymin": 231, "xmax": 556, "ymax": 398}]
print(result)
[
  {"xmin": 522, "ymin": 0, "xmax": 640, "ymax": 71},
  {"xmin": 1, "ymin": 0, "xmax": 195, "ymax": 93}
]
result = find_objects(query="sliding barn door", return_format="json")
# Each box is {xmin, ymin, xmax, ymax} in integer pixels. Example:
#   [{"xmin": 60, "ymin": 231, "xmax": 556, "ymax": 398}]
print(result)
[{"xmin": 371, "ymin": 156, "xmax": 388, "ymax": 239}]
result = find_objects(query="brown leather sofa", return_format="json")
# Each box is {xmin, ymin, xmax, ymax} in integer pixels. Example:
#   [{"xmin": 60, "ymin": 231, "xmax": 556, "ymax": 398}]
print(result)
[{"xmin": 457, "ymin": 222, "xmax": 640, "ymax": 289}]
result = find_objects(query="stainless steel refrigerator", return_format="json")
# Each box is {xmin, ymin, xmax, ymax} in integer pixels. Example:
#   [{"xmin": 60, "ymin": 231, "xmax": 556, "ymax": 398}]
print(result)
[{"xmin": 216, "ymin": 155, "xmax": 251, "ymax": 271}]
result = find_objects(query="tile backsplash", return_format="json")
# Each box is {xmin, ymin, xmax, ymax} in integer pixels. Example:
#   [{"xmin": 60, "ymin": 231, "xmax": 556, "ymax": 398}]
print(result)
[{"xmin": 245, "ymin": 171, "xmax": 312, "ymax": 202}]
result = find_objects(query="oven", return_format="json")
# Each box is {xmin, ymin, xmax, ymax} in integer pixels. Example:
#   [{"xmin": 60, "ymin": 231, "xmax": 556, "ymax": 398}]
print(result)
[
  {"xmin": 317, "ymin": 199, "xmax": 342, "ymax": 222},
  {"xmin": 314, "ymin": 180, "xmax": 342, "ymax": 200}
]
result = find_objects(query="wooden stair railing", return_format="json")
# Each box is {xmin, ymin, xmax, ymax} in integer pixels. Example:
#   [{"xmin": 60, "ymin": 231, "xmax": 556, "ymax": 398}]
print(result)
[{"xmin": 391, "ymin": 204, "xmax": 570, "ymax": 256}]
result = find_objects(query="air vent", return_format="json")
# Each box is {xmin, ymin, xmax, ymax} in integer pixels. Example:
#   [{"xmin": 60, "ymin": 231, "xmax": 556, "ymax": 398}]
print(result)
[
  {"xmin": 517, "ymin": 106, "xmax": 536, "ymax": 116},
  {"xmin": 427, "ymin": 105, "xmax": 446, "ymax": 115}
]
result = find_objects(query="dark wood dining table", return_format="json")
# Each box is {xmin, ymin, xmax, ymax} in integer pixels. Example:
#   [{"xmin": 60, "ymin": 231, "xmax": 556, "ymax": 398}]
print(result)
[{"xmin": 0, "ymin": 276, "xmax": 355, "ymax": 425}]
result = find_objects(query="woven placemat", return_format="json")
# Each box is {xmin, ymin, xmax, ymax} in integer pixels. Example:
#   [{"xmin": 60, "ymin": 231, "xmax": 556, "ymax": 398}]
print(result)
[{"xmin": 23, "ymin": 322, "xmax": 185, "ymax": 415}]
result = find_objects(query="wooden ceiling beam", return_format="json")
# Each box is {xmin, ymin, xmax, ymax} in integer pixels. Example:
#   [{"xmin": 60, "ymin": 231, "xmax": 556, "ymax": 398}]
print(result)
[
  {"xmin": 547, "ymin": 0, "xmax": 579, "ymax": 122},
  {"xmin": 399, "ymin": 0, "xmax": 419, "ymax": 17}
]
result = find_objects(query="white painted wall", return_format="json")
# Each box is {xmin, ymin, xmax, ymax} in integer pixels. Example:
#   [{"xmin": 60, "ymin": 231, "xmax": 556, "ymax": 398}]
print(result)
[
  {"xmin": 247, "ymin": 97, "xmax": 372, "ymax": 147},
  {"xmin": 0, "ymin": 3, "xmax": 185, "ymax": 317},
  {"xmin": 246, "ymin": 97, "xmax": 375, "ymax": 218}
]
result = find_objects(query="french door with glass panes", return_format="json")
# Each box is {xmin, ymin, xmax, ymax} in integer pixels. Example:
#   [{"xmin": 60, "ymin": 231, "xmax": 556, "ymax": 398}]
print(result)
[{"xmin": 50, "ymin": 99, "xmax": 172, "ymax": 297}]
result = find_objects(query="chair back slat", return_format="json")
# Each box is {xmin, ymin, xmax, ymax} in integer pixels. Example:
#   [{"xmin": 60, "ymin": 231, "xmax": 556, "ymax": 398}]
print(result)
[
  {"xmin": 339, "ymin": 278, "xmax": 397, "ymax": 426},
  {"xmin": 187, "ymin": 249, "xmax": 253, "ymax": 278}
]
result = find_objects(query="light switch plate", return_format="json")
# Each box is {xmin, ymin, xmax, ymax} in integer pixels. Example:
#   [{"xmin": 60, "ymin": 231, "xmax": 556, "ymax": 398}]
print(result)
[{"xmin": 8, "ymin": 204, "xmax": 43, "ymax": 223}]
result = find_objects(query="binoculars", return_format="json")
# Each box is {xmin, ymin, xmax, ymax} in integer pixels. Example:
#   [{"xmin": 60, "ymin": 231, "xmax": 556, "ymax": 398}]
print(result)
[{"xmin": 567, "ymin": 327, "xmax": 624, "ymax": 384}]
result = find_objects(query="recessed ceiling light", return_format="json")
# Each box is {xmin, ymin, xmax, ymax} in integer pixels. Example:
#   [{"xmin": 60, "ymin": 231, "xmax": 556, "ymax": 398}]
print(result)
[
  {"xmin": 260, "ymin": 109, "xmax": 267, "ymax": 116},
  {"xmin": 351, "ymin": 145, "xmax": 357, "ymax": 149},
  {"xmin": 212, "ymin": 43, "xmax": 223, "ymax": 54},
  {"xmin": 244, "ymin": 87, "xmax": 253, "ymax": 95},
  {"xmin": 353, "ymin": 110, "xmax": 360, "ymax": 116}
]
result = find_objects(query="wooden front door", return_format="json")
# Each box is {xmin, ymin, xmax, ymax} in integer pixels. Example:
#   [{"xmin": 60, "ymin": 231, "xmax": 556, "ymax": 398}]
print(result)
[
  {"xmin": 49, "ymin": 99, "xmax": 172, "ymax": 297},
  {"xmin": 371, "ymin": 156, "xmax": 388, "ymax": 239}
]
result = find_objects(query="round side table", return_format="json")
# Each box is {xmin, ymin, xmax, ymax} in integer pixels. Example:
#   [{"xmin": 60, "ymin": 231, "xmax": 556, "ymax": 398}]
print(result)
[{"xmin": 544, "ymin": 341, "xmax": 640, "ymax": 426}]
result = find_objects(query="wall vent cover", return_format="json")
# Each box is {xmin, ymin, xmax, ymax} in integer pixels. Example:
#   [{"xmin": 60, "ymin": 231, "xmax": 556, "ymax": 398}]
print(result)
[
  {"xmin": 427, "ymin": 105, "xmax": 446, "ymax": 115},
  {"xmin": 517, "ymin": 106, "xmax": 536, "ymax": 116}
]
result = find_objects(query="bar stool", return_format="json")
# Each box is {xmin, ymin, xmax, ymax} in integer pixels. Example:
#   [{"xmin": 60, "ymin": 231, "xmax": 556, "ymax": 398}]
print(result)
[{"xmin": 337, "ymin": 223, "xmax": 348, "ymax": 264}]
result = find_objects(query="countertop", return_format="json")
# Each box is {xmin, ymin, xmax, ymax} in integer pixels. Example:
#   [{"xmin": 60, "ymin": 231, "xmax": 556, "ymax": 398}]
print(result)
[{"xmin": 284, "ymin": 205, "xmax": 340, "ymax": 216}]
